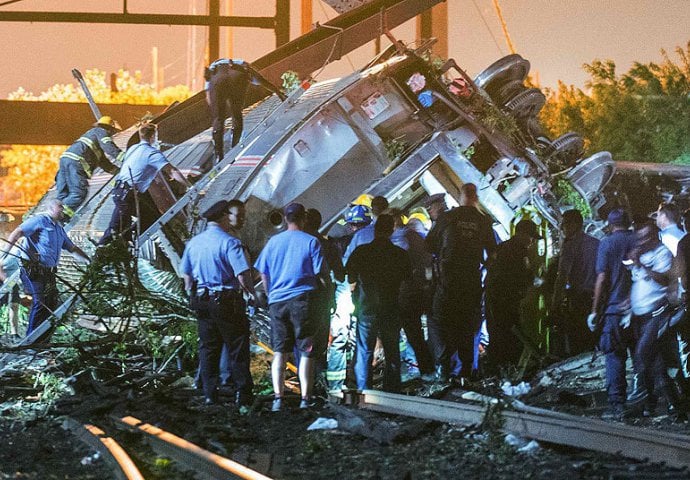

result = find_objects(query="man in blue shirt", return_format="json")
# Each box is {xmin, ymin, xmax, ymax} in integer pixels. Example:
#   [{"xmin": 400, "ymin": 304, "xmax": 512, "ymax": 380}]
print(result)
[
  {"xmin": 180, "ymin": 200, "xmax": 256, "ymax": 407},
  {"xmin": 343, "ymin": 196, "xmax": 388, "ymax": 263},
  {"xmin": 254, "ymin": 203, "xmax": 324, "ymax": 411},
  {"xmin": 589, "ymin": 208, "xmax": 636, "ymax": 420},
  {"xmin": 205, "ymin": 58, "xmax": 285, "ymax": 162},
  {"xmin": 0, "ymin": 200, "xmax": 90, "ymax": 337},
  {"xmin": 99, "ymin": 122, "xmax": 188, "ymax": 245},
  {"xmin": 348, "ymin": 214, "xmax": 412, "ymax": 392},
  {"xmin": 55, "ymin": 116, "xmax": 124, "ymax": 216}
]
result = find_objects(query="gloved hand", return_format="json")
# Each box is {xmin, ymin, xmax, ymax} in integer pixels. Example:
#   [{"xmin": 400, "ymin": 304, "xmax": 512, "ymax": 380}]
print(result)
[
  {"xmin": 587, "ymin": 312, "xmax": 600, "ymax": 332},
  {"xmin": 619, "ymin": 311, "xmax": 632, "ymax": 329}
]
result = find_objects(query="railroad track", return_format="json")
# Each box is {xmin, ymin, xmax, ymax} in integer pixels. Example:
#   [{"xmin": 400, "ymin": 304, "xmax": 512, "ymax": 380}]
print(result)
[
  {"xmin": 346, "ymin": 390, "xmax": 690, "ymax": 470},
  {"xmin": 64, "ymin": 416, "xmax": 273, "ymax": 480}
]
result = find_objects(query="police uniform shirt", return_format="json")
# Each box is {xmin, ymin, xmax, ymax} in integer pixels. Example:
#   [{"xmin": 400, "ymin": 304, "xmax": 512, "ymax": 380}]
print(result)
[
  {"xmin": 20, "ymin": 214, "xmax": 75, "ymax": 268},
  {"xmin": 115, "ymin": 141, "xmax": 169, "ymax": 193},
  {"xmin": 180, "ymin": 224, "xmax": 250, "ymax": 290},
  {"xmin": 254, "ymin": 230, "xmax": 323, "ymax": 304},
  {"xmin": 427, "ymin": 206, "xmax": 495, "ymax": 271},
  {"xmin": 343, "ymin": 221, "xmax": 375, "ymax": 263}
]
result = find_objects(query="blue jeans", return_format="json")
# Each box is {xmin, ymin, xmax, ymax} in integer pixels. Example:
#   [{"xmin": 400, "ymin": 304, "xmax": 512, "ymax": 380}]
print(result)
[
  {"xmin": 55, "ymin": 156, "xmax": 88, "ymax": 211},
  {"xmin": 633, "ymin": 310, "xmax": 675, "ymax": 406},
  {"xmin": 354, "ymin": 311, "xmax": 401, "ymax": 392}
]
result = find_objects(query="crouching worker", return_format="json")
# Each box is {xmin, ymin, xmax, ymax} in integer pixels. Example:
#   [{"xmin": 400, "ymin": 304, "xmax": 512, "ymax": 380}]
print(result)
[
  {"xmin": 347, "ymin": 214, "xmax": 412, "ymax": 393},
  {"xmin": 0, "ymin": 200, "xmax": 90, "ymax": 339},
  {"xmin": 180, "ymin": 200, "xmax": 255, "ymax": 407}
]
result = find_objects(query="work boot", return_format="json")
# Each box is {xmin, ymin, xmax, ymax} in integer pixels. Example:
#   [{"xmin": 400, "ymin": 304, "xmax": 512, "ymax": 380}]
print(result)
[
  {"xmin": 601, "ymin": 403, "xmax": 624, "ymax": 421},
  {"xmin": 271, "ymin": 397, "xmax": 283, "ymax": 412}
]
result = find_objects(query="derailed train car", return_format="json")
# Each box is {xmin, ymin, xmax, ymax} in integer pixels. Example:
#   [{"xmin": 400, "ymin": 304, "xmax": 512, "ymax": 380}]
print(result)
[
  {"xmin": 146, "ymin": 48, "xmax": 615, "ymax": 264},
  {"xmin": 1, "ymin": 46, "xmax": 616, "ymax": 347}
]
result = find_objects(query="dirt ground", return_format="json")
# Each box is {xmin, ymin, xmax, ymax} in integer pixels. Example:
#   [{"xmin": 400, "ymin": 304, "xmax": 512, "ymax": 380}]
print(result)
[{"xmin": 2, "ymin": 350, "xmax": 690, "ymax": 479}]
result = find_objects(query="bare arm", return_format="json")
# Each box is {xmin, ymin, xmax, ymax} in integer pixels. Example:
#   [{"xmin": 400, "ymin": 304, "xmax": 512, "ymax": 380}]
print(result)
[
  {"xmin": 68, "ymin": 244, "xmax": 90, "ymax": 263},
  {"xmin": 182, "ymin": 273, "xmax": 194, "ymax": 292},
  {"xmin": 162, "ymin": 164, "xmax": 190, "ymax": 188},
  {"xmin": 591, "ymin": 272, "xmax": 607, "ymax": 314},
  {"xmin": 238, "ymin": 270, "xmax": 256, "ymax": 298}
]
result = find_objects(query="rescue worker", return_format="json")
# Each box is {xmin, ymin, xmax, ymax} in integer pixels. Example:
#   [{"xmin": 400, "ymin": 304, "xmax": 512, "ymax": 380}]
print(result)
[
  {"xmin": 99, "ymin": 123, "xmax": 188, "ymax": 245},
  {"xmin": 327, "ymin": 203, "xmax": 372, "ymax": 392},
  {"xmin": 347, "ymin": 214, "xmax": 412, "ymax": 392},
  {"xmin": 424, "ymin": 193, "xmax": 447, "ymax": 224},
  {"xmin": 675, "ymin": 208, "xmax": 690, "ymax": 400},
  {"xmin": 427, "ymin": 184, "xmax": 495, "ymax": 381},
  {"xmin": 0, "ymin": 199, "xmax": 90, "ymax": 338},
  {"xmin": 389, "ymin": 208, "xmax": 435, "ymax": 380},
  {"xmin": 588, "ymin": 208, "xmax": 635, "ymax": 421},
  {"xmin": 254, "ymin": 203, "xmax": 325, "ymax": 411},
  {"xmin": 551, "ymin": 209, "xmax": 600, "ymax": 355},
  {"xmin": 180, "ymin": 200, "xmax": 256, "ymax": 407},
  {"xmin": 485, "ymin": 219, "xmax": 539, "ymax": 369},
  {"xmin": 627, "ymin": 221, "xmax": 682, "ymax": 418},
  {"xmin": 56, "ymin": 116, "xmax": 124, "ymax": 216},
  {"xmin": 343, "ymin": 196, "xmax": 389, "ymax": 263},
  {"xmin": 205, "ymin": 59, "xmax": 286, "ymax": 162}
]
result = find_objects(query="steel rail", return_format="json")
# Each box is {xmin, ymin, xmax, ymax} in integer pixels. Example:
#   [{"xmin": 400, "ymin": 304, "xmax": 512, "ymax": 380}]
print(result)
[
  {"xmin": 354, "ymin": 390, "xmax": 690, "ymax": 469},
  {"xmin": 62, "ymin": 418, "xmax": 144, "ymax": 480},
  {"xmin": 118, "ymin": 416, "xmax": 273, "ymax": 480}
]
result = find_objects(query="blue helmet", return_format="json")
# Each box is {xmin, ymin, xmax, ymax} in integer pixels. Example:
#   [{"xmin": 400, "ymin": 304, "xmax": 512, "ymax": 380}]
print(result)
[{"xmin": 345, "ymin": 204, "xmax": 372, "ymax": 225}]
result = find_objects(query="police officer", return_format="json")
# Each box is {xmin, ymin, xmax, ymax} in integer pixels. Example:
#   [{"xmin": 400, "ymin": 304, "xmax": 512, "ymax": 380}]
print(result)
[
  {"xmin": 180, "ymin": 200, "xmax": 256, "ymax": 407},
  {"xmin": 99, "ymin": 122, "xmax": 188, "ymax": 245},
  {"xmin": 205, "ymin": 59, "xmax": 286, "ymax": 162},
  {"xmin": 55, "ymin": 116, "xmax": 124, "ymax": 216},
  {"xmin": 427, "ymin": 184, "xmax": 495, "ymax": 381},
  {"xmin": 0, "ymin": 199, "xmax": 90, "ymax": 338}
]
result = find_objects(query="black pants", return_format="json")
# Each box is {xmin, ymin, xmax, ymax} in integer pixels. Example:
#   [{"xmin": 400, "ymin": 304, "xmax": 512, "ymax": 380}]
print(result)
[
  {"xmin": 399, "ymin": 287, "xmax": 434, "ymax": 375},
  {"xmin": 485, "ymin": 292, "xmax": 523, "ymax": 368},
  {"xmin": 99, "ymin": 184, "xmax": 159, "ymax": 245},
  {"xmin": 207, "ymin": 64, "xmax": 249, "ymax": 160},
  {"xmin": 429, "ymin": 277, "xmax": 482, "ymax": 378},
  {"xmin": 192, "ymin": 291, "xmax": 253, "ymax": 401}
]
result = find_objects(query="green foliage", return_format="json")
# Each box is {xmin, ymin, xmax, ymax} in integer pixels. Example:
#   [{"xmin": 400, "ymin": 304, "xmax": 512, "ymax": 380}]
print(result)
[
  {"xmin": 540, "ymin": 41, "xmax": 690, "ymax": 164},
  {"xmin": 281, "ymin": 70, "xmax": 301, "ymax": 95},
  {"xmin": 462, "ymin": 145, "xmax": 476, "ymax": 159},
  {"xmin": 33, "ymin": 372, "xmax": 71, "ymax": 406},
  {"xmin": 384, "ymin": 137, "xmax": 407, "ymax": 161},
  {"xmin": 553, "ymin": 179, "xmax": 592, "ymax": 219},
  {"xmin": 475, "ymin": 101, "xmax": 521, "ymax": 140}
]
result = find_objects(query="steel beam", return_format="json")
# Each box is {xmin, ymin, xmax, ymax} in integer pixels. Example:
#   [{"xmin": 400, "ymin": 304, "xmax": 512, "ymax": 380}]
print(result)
[
  {"xmin": 0, "ymin": 11, "xmax": 275, "ymax": 28},
  {"xmin": 0, "ymin": 100, "xmax": 166, "ymax": 145}
]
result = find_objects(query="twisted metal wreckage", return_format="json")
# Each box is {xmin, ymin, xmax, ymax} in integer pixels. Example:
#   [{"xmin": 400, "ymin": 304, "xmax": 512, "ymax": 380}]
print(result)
[{"xmin": 0, "ymin": 0, "xmax": 615, "ymax": 351}]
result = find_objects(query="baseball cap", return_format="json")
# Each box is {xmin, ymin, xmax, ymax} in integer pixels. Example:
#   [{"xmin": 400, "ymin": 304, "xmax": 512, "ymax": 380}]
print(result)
[
  {"xmin": 284, "ymin": 202, "xmax": 306, "ymax": 217},
  {"xmin": 607, "ymin": 208, "xmax": 631, "ymax": 227},
  {"xmin": 203, "ymin": 200, "xmax": 229, "ymax": 221}
]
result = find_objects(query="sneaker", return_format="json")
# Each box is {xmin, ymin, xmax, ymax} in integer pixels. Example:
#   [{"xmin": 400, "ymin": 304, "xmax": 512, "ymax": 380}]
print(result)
[
  {"xmin": 420, "ymin": 372, "xmax": 437, "ymax": 383},
  {"xmin": 299, "ymin": 397, "xmax": 314, "ymax": 410},
  {"xmin": 271, "ymin": 397, "xmax": 283, "ymax": 412}
]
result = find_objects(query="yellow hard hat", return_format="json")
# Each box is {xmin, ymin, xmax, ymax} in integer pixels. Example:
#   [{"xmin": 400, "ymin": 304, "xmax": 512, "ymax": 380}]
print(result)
[
  {"xmin": 352, "ymin": 194, "xmax": 373, "ymax": 207},
  {"xmin": 95, "ymin": 115, "xmax": 121, "ymax": 131}
]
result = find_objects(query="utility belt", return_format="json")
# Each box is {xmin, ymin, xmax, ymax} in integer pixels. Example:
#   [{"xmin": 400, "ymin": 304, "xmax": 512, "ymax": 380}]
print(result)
[
  {"xmin": 192, "ymin": 287, "xmax": 243, "ymax": 303},
  {"xmin": 21, "ymin": 260, "xmax": 57, "ymax": 277},
  {"xmin": 636, "ymin": 303, "xmax": 668, "ymax": 320}
]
